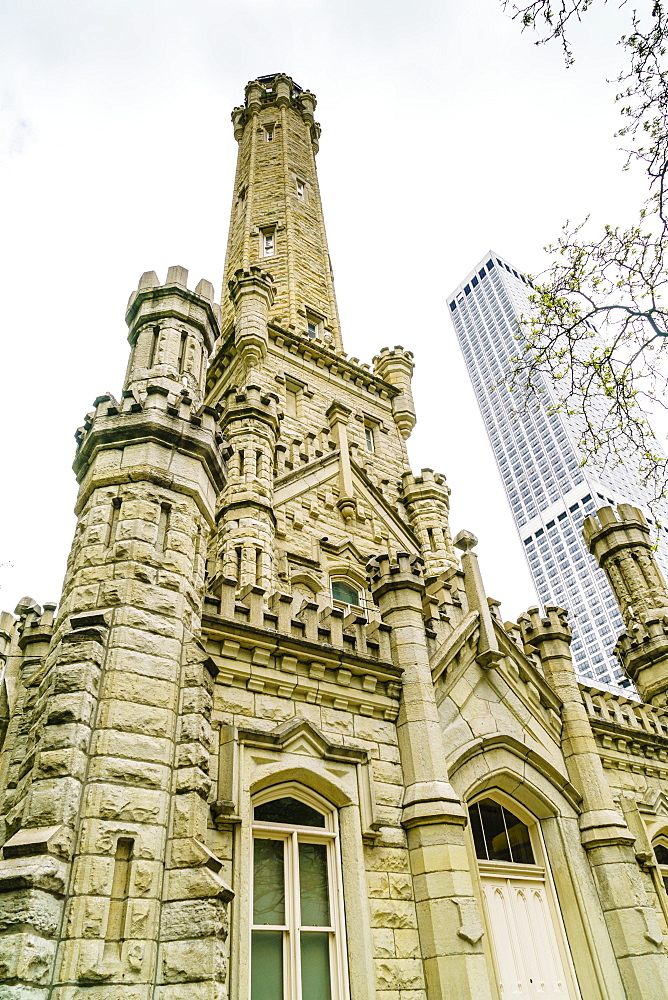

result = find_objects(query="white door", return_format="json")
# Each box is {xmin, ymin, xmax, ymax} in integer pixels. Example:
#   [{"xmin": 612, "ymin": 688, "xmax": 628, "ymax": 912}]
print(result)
[{"xmin": 480, "ymin": 867, "xmax": 577, "ymax": 998}]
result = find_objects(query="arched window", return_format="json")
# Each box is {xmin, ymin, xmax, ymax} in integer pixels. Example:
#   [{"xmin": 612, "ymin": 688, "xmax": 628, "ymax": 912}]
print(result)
[
  {"xmin": 251, "ymin": 786, "xmax": 348, "ymax": 1000},
  {"xmin": 468, "ymin": 796, "xmax": 580, "ymax": 999},
  {"xmin": 330, "ymin": 579, "xmax": 360, "ymax": 608}
]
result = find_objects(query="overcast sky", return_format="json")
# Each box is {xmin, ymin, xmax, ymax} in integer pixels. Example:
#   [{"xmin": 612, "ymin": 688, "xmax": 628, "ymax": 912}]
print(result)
[{"xmin": 0, "ymin": 0, "xmax": 649, "ymax": 623}]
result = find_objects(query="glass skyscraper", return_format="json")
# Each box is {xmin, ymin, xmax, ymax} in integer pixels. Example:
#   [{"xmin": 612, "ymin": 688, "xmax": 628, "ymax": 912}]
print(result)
[{"xmin": 448, "ymin": 250, "xmax": 668, "ymax": 686}]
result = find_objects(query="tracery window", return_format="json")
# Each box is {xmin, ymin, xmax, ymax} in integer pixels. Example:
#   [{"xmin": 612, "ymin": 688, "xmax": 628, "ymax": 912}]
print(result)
[
  {"xmin": 654, "ymin": 841, "xmax": 668, "ymax": 894},
  {"xmin": 251, "ymin": 787, "xmax": 348, "ymax": 1000}
]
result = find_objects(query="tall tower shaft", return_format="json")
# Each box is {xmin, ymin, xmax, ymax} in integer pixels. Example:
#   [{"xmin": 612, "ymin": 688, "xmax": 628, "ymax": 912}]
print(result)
[{"xmin": 223, "ymin": 74, "xmax": 341, "ymax": 347}]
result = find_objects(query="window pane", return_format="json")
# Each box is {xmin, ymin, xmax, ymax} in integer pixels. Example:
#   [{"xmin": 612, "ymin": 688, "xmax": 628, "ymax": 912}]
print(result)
[
  {"xmin": 502, "ymin": 806, "xmax": 535, "ymax": 864},
  {"xmin": 468, "ymin": 802, "xmax": 488, "ymax": 860},
  {"xmin": 251, "ymin": 930, "xmax": 283, "ymax": 1000},
  {"xmin": 254, "ymin": 797, "xmax": 326, "ymax": 828},
  {"xmin": 253, "ymin": 839, "xmax": 285, "ymax": 924},
  {"xmin": 300, "ymin": 932, "xmax": 332, "ymax": 1000},
  {"xmin": 478, "ymin": 799, "xmax": 512, "ymax": 862},
  {"xmin": 331, "ymin": 581, "xmax": 359, "ymax": 605},
  {"xmin": 299, "ymin": 842, "xmax": 330, "ymax": 926},
  {"xmin": 656, "ymin": 844, "xmax": 668, "ymax": 865}
]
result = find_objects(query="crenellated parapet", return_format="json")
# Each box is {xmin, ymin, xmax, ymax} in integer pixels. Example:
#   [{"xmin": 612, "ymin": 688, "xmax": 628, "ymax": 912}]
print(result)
[
  {"xmin": 125, "ymin": 265, "xmax": 221, "ymax": 406},
  {"xmin": 584, "ymin": 504, "xmax": 668, "ymax": 704},
  {"xmin": 373, "ymin": 346, "xmax": 416, "ymax": 439},
  {"xmin": 232, "ymin": 74, "xmax": 320, "ymax": 147},
  {"xmin": 401, "ymin": 468, "xmax": 457, "ymax": 577}
]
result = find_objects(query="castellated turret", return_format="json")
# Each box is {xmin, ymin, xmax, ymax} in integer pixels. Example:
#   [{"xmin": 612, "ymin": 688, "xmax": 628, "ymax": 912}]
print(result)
[
  {"xmin": 0, "ymin": 267, "xmax": 232, "ymax": 995},
  {"xmin": 584, "ymin": 503, "xmax": 668, "ymax": 704}
]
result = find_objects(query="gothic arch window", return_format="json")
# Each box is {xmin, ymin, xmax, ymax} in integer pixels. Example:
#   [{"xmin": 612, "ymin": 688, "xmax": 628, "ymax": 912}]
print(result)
[
  {"xmin": 251, "ymin": 784, "xmax": 349, "ymax": 1000},
  {"xmin": 468, "ymin": 795, "xmax": 580, "ymax": 999}
]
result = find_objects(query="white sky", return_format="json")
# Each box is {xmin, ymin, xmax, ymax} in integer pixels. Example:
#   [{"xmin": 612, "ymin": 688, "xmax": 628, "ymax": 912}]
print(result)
[{"xmin": 0, "ymin": 0, "xmax": 651, "ymax": 623}]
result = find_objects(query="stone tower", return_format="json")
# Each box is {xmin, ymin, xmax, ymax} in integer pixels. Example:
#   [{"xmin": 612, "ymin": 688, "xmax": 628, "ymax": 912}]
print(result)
[{"xmin": 5, "ymin": 73, "xmax": 668, "ymax": 1000}]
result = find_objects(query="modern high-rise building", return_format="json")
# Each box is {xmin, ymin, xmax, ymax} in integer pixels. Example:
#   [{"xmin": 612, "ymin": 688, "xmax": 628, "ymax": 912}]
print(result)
[{"xmin": 449, "ymin": 250, "xmax": 668, "ymax": 686}]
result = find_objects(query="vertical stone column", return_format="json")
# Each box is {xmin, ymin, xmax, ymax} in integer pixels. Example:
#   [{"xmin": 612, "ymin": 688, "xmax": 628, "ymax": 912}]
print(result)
[
  {"xmin": 216, "ymin": 385, "xmax": 280, "ymax": 593},
  {"xmin": 367, "ymin": 552, "xmax": 492, "ymax": 1000},
  {"xmin": 401, "ymin": 469, "xmax": 458, "ymax": 578},
  {"xmin": 584, "ymin": 504, "xmax": 668, "ymax": 704},
  {"xmin": 228, "ymin": 266, "xmax": 275, "ymax": 385},
  {"xmin": 326, "ymin": 401, "xmax": 356, "ymax": 522},
  {"xmin": 373, "ymin": 347, "xmax": 416, "ymax": 439},
  {"xmin": 518, "ymin": 604, "xmax": 668, "ymax": 998}
]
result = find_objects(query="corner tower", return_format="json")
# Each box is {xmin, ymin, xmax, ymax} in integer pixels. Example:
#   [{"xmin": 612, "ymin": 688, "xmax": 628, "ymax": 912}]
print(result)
[{"xmin": 223, "ymin": 73, "xmax": 341, "ymax": 347}]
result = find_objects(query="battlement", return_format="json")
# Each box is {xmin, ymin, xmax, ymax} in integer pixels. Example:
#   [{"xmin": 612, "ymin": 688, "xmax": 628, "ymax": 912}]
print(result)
[
  {"xmin": 517, "ymin": 604, "xmax": 572, "ymax": 644},
  {"xmin": 204, "ymin": 579, "xmax": 396, "ymax": 669},
  {"xmin": 235, "ymin": 74, "xmax": 316, "ymax": 119},
  {"xmin": 228, "ymin": 266, "xmax": 275, "ymax": 305},
  {"xmin": 125, "ymin": 265, "xmax": 221, "ymax": 354},
  {"xmin": 372, "ymin": 346, "xmax": 415, "ymax": 378},
  {"xmin": 217, "ymin": 384, "xmax": 281, "ymax": 431},
  {"xmin": 366, "ymin": 551, "xmax": 425, "ymax": 596},
  {"xmin": 583, "ymin": 503, "xmax": 651, "ymax": 555},
  {"xmin": 401, "ymin": 468, "xmax": 450, "ymax": 496}
]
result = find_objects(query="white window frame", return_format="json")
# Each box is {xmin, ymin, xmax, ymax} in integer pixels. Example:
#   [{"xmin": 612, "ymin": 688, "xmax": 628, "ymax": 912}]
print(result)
[
  {"xmin": 364, "ymin": 425, "xmax": 375, "ymax": 453},
  {"xmin": 250, "ymin": 783, "xmax": 350, "ymax": 1000},
  {"xmin": 265, "ymin": 124, "xmax": 275, "ymax": 142},
  {"xmin": 261, "ymin": 228, "xmax": 276, "ymax": 258},
  {"xmin": 296, "ymin": 179, "xmax": 306, "ymax": 199}
]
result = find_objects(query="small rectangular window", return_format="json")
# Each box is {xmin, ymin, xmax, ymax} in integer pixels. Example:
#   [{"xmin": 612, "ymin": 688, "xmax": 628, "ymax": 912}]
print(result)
[
  {"xmin": 365, "ymin": 426, "xmax": 375, "ymax": 453},
  {"xmin": 261, "ymin": 229, "xmax": 275, "ymax": 258},
  {"xmin": 296, "ymin": 179, "xmax": 305, "ymax": 198},
  {"xmin": 265, "ymin": 125, "xmax": 275, "ymax": 142}
]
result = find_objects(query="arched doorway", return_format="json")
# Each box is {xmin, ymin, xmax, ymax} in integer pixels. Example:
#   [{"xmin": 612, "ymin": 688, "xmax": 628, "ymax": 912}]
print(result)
[{"xmin": 469, "ymin": 796, "xmax": 580, "ymax": 999}]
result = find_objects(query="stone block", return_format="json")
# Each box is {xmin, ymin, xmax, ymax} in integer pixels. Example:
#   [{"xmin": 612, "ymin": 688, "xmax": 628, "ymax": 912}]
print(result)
[
  {"xmin": 83, "ymin": 784, "xmax": 166, "ymax": 826},
  {"xmin": 25, "ymin": 778, "xmax": 82, "ymax": 828},
  {"xmin": 388, "ymin": 873, "xmax": 414, "ymax": 900},
  {"xmin": 365, "ymin": 847, "xmax": 410, "ymax": 873},
  {"xmin": 160, "ymin": 938, "xmax": 226, "ymax": 983},
  {"xmin": 160, "ymin": 898, "xmax": 228, "ymax": 941},
  {"xmin": 370, "ymin": 898, "xmax": 417, "ymax": 929},
  {"xmin": 34, "ymin": 749, "xmax": 87, "ymax": 782},
  {"xmin": 53, "ymin": 664, "xmax": 101, "ymax": 696},
  {"xmin": 91, "ymin": 729, "xmax": 173, "ymax": 765},
  {"xmin": 0, "ymin": 888, "xmax": 61, "ymax": 936},
  {"xmin": 0, "ymin": 930, "xmax": 55, "ymax": 984},
  {"xmin": 367, "ymin": 871, "xmax": 390, "ymax": 897},
  {"xmin": 108, "ymin": 626, "xmax": 182, "ymax": 662},
  {"xmin": 375, "ymin": 957, "xmax": 424, "ymax": 991},
  {"xmin": 394, "ymin": 928, "xmax": 421, "ymax": 959},
  {"xmin": 72, "ymin": 855, "xmax": 114, "ymax": 896},
  {"xmin": 87, "ymin": 756, "xmax": 169, "ymax": 791},
  {"xmin": 413, "ymin": 869, "xmax": 475, "ymax": 903},
  {"xmin": 372, "ymin": 927, "xmax": 395, "ymax": 958},
  {"xmin": 156, "ymin": 982, "xmax": 227, "ymax": 1000},
  {"xmin": 97, "ymin": 700, "xmax": 176, "ymax": 740},
  {"xmin": 46, "ymin": 692, "xmax": 96, "ymax": 727},
  {"xmin": 102, "ymin": 672, "xmax": 177, "ymax": 710}
]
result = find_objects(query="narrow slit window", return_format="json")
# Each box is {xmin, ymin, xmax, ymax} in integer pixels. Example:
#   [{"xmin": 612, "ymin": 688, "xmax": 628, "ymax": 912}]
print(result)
[
  {"xmin": 178, "ymin": 332, "xmax": 188, "ymax": 372},
  {"xmin": 148, "ymin": 326, "xmax": 160, "ymax": 368},
  {"xmin": 108, "ymin": 497, "xmax": 122, "ymax": 548},
  {"xmin": 364, "ymin": 426, "xmax": 375, "ymax": 453},
  {"xmin": 296, "ymin": 179, "xmax": 305, "ymax": 199},
  {"xmin": 262, "ymin": 230, "xmax": 275, "ymax": 258},
  {"xmin": 235, "ymin": 546, "xmax": 242, "ymax": 583},
  {"xmin": 156, "ymin": 503, "xmax": 171, "ymax": 553},
  {"xmin": 256, "ymin": 547, "xmax": 263, "ymax": 586},
  {"xmin": 104, "ymin": 837, "xmax": 134, "ymax": 959}
]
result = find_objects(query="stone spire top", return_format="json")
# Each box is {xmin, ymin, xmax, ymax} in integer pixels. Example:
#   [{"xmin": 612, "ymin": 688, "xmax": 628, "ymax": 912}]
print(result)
[{"xmin": 222, "ymin": 73, "xmax": 342, "ymax": 349}]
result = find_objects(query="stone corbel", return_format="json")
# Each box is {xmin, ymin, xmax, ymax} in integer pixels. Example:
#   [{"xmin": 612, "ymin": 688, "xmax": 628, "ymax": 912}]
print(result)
[{"xmin": 357, "ymin": 759, "xmax": 382, "ymax": 843}]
